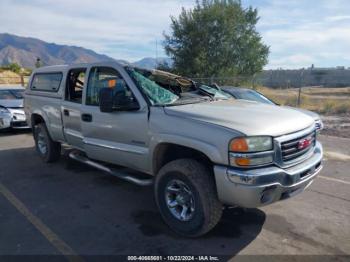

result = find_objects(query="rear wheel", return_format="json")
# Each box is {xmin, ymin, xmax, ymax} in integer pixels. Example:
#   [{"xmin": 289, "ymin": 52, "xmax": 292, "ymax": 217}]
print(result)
[
  {"xmin": 34, "ymin": 123, "xmax": 61, "ymax": 163},
  {"xmin": 155, "ymin": 159, "xmax": 222, "ymax": 237}
]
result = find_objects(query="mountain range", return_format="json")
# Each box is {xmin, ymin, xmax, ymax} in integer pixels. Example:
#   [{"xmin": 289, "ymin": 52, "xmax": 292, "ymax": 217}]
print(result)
[{"xmin": 0, "ymin": 33, "xmax": 171, "ymax": 69}]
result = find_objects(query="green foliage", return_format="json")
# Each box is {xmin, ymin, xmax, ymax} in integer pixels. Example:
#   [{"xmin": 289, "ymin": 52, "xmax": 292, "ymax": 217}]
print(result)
[
  {"xmin": 320, "ymin": 101, "xmax": 350, "ymax": 115},
  {"xmin": 156, "ymin": 61, "xmax": 175, "ymax": 73},
  {"xmin": 2, "ymin": 63, "xmax": 21, "ymax": 73},
  {"xmin": 164, "ymin": 0, "xmax": 269, "ymax": 78}
]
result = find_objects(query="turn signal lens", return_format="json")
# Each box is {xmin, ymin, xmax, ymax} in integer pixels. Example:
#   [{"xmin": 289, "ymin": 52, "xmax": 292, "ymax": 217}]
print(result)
[
  {"xmin": 230, "ymin": 138, "xmax": 249, "ymax": 152},
  {"xmin": 229, "ymin": 154, "xmax": 273, "ymax": 167},
  {"xmin": 235, "ymin": 158, "xmax": 250, "ymax": 166}
]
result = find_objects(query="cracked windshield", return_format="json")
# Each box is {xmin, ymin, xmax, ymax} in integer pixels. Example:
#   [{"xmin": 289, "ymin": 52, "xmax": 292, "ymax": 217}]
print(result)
[{"xmin": 126, "ymin": 67, "xmax": 230, "ymax": 106}]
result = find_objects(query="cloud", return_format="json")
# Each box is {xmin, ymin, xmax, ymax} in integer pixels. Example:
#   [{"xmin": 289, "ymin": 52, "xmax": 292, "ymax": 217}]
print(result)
[
  {"xmin": 269, "ymin": 54, "xmax": 315, "ymax": 69},
  {"xmin": 1, "ymin": 0, "xmax": 349, "ymax": 69},
  {"xmin": 0, "ymin": 0, "xmax": 194, "ymax": 61},
  {"xmin": 326, "ymin": 15, "xmax": 350, "ymax": 22},
  {"xmin": 243, "ymin": 0, "xmax": 350, "ymax": 69}
]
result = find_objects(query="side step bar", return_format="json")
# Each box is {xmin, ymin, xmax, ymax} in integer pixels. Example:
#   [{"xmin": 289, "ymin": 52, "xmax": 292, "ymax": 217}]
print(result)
[{"xmin": 69, "ymin": 151, "xmax": 154, "ymax": 186}]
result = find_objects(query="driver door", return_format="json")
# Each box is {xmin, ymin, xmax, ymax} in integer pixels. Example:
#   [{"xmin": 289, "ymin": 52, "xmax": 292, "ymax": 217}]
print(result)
[
  {"xmin": 61, "ymin": 68, "xmax": 86, "ymax": 150},
  {"xmin": 81, "ymin": 66, "xmax": 150, "ymax": 172}
]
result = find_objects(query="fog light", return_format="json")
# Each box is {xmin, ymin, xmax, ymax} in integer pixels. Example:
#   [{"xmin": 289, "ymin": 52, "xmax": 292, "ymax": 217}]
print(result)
[
  {"xmin": 227, "ymin": 172, "xmax": 256, "ymax": 185},
  {"xmin": 260, "ymin": 186, "xmax": 277, "ymax": 204}
]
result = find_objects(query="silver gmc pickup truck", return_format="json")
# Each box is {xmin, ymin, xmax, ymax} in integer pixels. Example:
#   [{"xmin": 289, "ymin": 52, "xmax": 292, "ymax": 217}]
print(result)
[{"xmin": 24, "ymin": 62, "xmax": 323, "ymax": 237}]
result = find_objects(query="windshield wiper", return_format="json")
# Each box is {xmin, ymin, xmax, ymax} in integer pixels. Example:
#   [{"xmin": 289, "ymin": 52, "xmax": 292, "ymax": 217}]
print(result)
[
  {"xmin": 164, "ymin": 97, "xmax": 210, "ymax": 106},
  {"xmin": 198, "ymin": 85, "xmax": 230, "ymax": 101},
  {"xmin": 197, "ymin": 87, "xmax": 215, "ymax": 100}
]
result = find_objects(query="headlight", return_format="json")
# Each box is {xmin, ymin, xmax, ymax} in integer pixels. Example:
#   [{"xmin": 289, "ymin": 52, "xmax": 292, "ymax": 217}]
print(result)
[
  {"xmin": 229, "ymin": 136, "xmax": 272, "ymax": 152},
  {"xmin": 229, "ymin": 136, "xmax": 274, "ymax": 167},
  {"xmin": 0, "ymin": 106, "xmax": 9, "ymax": 114}
]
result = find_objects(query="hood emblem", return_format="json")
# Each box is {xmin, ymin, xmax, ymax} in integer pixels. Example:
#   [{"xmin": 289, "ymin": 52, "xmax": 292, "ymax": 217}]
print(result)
[{"xmin": 298, "ymin": 137, "xmax": 312, "ymax": 150}]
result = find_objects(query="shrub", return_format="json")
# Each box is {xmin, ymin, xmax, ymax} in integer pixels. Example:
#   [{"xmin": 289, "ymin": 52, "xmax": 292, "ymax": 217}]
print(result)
[
  {"xmin": 334, "ymin": 103, "xmax": 350, "ymax": 114},
  {"xmin": 320, "ymin": 101, "xmax": 336, "ymax": 115},
  {"xmin": 1, "ymin": 63, "xmax": 22, "ymax": 74}
]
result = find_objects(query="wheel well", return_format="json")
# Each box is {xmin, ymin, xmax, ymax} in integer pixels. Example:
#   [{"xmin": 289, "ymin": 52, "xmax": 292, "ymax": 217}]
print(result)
[
  {"xmin": 31, "ymin": 114, "xmax": 45, "ymax": 135},
  {"xmin": 31, "ymin": 114, "xmax": 45, "ymax": 127},
  {"xmin": 153, "ymin": 143, "xmax": 213, "ymax": 175}
]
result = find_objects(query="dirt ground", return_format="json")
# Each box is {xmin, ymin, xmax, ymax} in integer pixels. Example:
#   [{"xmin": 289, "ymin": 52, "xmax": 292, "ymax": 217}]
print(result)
[{"xmin": 321, "ymin": 114, "xmax": 350, "ymax": 138}]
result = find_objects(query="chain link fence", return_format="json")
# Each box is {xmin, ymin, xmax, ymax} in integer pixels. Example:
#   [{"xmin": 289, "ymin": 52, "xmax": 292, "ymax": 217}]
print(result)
[
  {"xmin": 0, "ymin": 73, "xmax": 348, "ymax": 114},
  {"xmin": 192, "ymin": 67, "xmax": 350, "ymax": 89},
  {"xmin": 190, "ymin": 75, "xmax": 350, "ymax": 114}
]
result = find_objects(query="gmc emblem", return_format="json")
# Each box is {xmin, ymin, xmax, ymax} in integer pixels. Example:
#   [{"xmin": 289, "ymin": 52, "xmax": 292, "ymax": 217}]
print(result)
[{"xmin": 298, "ymin": 137, "xmax": 312, "ymax": 150}]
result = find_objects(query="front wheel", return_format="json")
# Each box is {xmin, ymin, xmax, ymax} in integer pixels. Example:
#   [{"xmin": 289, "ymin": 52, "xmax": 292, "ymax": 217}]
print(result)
[
  {"xmin": 34, "ymin": 123, "xmax": 61, "ymax": 163},
  {"xmin": 155, "ymin": 159, "xmax": 223, "ymax": 237}
]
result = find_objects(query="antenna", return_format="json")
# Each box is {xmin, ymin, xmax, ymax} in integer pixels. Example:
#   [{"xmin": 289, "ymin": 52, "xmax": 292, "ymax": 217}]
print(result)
[{"xmin": 156, "ymin": 38, "xmax": 158, "ymax": 66}]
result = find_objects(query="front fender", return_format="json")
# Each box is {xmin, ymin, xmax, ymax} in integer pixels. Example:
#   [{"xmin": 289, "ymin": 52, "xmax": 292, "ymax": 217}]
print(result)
[
  {"xmin": 149, "ymin": 133, "xmax": 224, "ymax": 172},
  {"xmin": 30, "ymin": 109, "xmax": 57, "ymax": 139}
]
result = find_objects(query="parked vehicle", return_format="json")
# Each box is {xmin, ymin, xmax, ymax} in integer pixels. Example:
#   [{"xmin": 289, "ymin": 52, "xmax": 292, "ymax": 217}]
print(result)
[
  {"xmin": 0, "ymin": 86, "xmax": 29, "ymax": 130},
  {"xmin": 24, "ymin": 63, "xmax": 323, "ymax": 237},
  {"xmin": 221, "ymin": 87, "xmax": 324, "ymax": 131}
]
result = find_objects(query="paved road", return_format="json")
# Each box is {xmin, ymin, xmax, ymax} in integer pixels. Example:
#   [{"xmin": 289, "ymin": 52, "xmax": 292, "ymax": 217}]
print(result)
[{"xmin": 0, "ymin": 130, "xmax": 349, "ymax": 260}]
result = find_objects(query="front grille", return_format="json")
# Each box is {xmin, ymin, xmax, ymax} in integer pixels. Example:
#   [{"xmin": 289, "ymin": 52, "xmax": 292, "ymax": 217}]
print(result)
[
  {"xmin": 11, "ymin": 121, "xmax": 28, "ymax": 127},
  {"xmin": 281, "ymin": 130, "xmax": 316, "ymax": 162}
]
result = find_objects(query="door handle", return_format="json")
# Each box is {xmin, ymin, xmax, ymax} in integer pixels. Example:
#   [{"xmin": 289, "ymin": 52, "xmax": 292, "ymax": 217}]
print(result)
[
  {"xmin": 63, "ymin": 109, "xmax": 69, "ymax": 116},
  {"xmin": 81, "ymin": 113, "xmax": 92, "ymax": 122}
]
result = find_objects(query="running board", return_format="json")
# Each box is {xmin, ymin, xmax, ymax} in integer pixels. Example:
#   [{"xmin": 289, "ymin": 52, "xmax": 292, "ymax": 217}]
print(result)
[{"xmin": 69, "ymin": 151, "xmax": 154, "ymax": 186}]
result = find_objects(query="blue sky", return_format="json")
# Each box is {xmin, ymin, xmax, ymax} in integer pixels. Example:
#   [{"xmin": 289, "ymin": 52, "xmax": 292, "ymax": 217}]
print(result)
[{"xmin": 1, "ymin": 0, "xmax": 350, "ymax": 69}]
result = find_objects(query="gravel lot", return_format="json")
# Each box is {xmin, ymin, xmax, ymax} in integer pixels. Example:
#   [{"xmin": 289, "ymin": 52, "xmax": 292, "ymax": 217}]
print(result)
[
  {"xmin": 0, "ymin": 130, "xmax": 349, "ymax": 261},
  {"xmin": 321, "ymin": 114, "xmax": 350, "ymax": 138}
]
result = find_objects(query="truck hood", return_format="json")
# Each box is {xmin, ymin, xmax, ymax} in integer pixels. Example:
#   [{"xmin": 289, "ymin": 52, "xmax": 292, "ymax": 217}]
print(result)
[
  {"xmin": 282, "ymin": 106, "xmax": 320, "ymax": 121},
  {"xmin": 0, "ymin": 99, "xmax": 23, "ymax": 108},
  {"xmin": 164, "ymin": 99, "xmax": 315, "ymax": 137}
]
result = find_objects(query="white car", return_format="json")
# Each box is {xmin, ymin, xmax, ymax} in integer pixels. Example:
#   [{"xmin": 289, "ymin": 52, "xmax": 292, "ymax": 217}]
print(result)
[{"xmin": 0, "ymin": 86, "xmax": 29, "ymax": 129}]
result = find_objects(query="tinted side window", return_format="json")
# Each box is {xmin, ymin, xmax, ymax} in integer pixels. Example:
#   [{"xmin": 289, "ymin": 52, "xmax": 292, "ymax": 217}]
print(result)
[
  {"xmin": 31, "ymin": 73, "xmax": 63, "ymax": 92},
  {"xmin": 86, "ymin": 67, "xmax": 136, "ymax": 106}
]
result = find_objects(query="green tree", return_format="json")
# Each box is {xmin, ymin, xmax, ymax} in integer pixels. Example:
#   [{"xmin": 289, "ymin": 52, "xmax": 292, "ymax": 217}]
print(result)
[
  {"xmin": 163, "ymin": 0, "xmax": 269, "ymax": 78},
  {"xmin": 156, "ymin": 61, "xmax": 175, "ymax": 73},
  {"xmin": 7, "ymin": 63, "xmax": 21, "ymax": 74}
]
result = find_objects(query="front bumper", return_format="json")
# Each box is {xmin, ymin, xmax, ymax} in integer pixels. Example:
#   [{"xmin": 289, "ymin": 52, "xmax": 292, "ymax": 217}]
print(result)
[
  {"xmin": 5, "ymin": 108, "xmax": 30, "ymax": 129},
  {"xmin": 214, "ymin": 141, "xmax": 323, "ymax": 208},
  {"xmin": 0, "ymin": 113, "xmax": 12, "ymax": 129}
]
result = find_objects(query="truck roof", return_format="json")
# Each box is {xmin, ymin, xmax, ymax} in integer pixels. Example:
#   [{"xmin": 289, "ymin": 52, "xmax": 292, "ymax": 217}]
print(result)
[{"xmin": 33, "ymin": 61, "xmax": 129, "ymax": 73}]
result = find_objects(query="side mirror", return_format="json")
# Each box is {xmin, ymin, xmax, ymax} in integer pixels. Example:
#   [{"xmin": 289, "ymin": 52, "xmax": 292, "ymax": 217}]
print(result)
[
  {"xmin": 99, "ymin": 88, "xmax": 114, "ymax": 112},
  {"xmin": 99, "ymin": 87, "xmax": 140, "ymax": 112}
]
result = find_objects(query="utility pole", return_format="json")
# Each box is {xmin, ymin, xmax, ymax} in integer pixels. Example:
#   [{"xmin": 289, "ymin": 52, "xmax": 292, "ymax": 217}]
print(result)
[
  {"xmin": 297, "ymin": 69, "xmax": 304, "ymax": 107},
  {"xmin": 35, "ymin": 57, "xmax": 41, "ymax": 68}
]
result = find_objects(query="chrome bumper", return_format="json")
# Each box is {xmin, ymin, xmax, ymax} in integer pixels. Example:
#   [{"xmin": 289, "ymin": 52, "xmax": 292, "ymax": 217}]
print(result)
[{"xmin": 214, "ymin": 141, "xmax": 323, "ymax": 208}]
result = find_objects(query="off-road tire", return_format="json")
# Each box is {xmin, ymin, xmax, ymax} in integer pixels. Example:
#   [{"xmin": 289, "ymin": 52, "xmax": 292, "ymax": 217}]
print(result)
[
  {"xmin": 155, "ymin": 158, "xmax": 223, "ymax": 237},
  {"xmin": 34, "ymin": 123, "xmax": 61, "ymax": 163}
]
